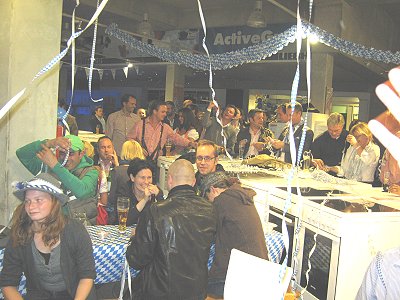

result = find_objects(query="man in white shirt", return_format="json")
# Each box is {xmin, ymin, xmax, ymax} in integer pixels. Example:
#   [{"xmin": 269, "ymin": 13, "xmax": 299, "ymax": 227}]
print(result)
[{"xmin": 234, "ymin": 109, "xmax": 273, "ymax": 158}]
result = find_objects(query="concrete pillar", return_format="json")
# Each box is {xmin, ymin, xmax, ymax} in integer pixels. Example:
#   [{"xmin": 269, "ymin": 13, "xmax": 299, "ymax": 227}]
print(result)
[
  {"xmin": 165, "ymin": 64, "xmax": 186, "ymax": 106},
  {"xmin": 0, "ymin": 0, "xmax": 62, "ymax": 223},
  {"xmin": 310, "ymin": 53, "xmax": 334, "ymax": 114}
]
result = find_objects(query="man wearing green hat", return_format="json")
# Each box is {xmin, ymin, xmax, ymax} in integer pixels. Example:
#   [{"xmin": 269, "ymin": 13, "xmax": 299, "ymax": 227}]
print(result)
[{"xmin": 16, "ymin": 135, "xmax": 99, "ymax": 224}]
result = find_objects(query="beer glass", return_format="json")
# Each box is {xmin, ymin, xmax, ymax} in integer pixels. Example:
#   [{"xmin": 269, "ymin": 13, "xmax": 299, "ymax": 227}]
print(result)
[
  {"xmin": 238, "ymin": 139, "xmax": 247, "ymax": 160},
  {"xmin": 165, "ymin": 138, "xmax": 172, "ymax": 156},
  {"xmin": 302, "ymin": 150, "xmax": 312, "ymax": 170},
  {"xmin": 117, "ymin": 197, "xmax": 130, "ymax": 233}
]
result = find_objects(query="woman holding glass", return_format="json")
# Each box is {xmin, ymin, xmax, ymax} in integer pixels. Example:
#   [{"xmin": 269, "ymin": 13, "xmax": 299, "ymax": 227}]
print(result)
[
  {"xmin": 108, "ymin": 158, "xmax": 163, "ymax": 225},
  {"xmin": 172, "ymin": 107, "xmax": 199, "ymax": 155},
  {"xmin": 326, "ymin": 122, "xmax": 380, "ymax": 183},
  {"xmin": 0, "ymin": 173, "xmax": 96, "ymax": 300}
]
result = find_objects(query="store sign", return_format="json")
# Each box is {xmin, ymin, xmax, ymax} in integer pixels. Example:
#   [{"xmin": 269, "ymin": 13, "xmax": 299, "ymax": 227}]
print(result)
[{"xmin": 202, "ymin": 23, "xmax": 294, "ymax": 53}]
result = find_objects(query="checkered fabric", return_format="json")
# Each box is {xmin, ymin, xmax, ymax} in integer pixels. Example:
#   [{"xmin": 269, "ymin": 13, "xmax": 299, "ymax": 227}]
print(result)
[
  {"xmin": 0, "ymin": 249, "xmax": 26, "ymax": 299},
  {"xmin": 87, "ymin": 225, "xmax": 133, "ymax": 284},
  {"xmin": 266, "ymin": 231, "xmax": 285, "ymax": 263},
  {"xmin": 0, "ymin": 226, "xmax": 284, "ymax": 300}
]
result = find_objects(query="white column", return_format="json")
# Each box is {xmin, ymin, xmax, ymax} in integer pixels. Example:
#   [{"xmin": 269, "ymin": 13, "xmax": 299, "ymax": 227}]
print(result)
[
  {"xmin": 0, "ymin": 0, "xmax": 62, "ymax": 223},
  {"xmin": 165, "ymin": 64, "xmax": 187, "ymax": 106},
  {"xmin": 310, "ymin": 53, "xmax": 334, "ymax": 114}
]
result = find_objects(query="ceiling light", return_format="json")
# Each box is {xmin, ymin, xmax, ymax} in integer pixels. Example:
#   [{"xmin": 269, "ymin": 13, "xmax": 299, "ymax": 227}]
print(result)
[
  {"xmin": 247, "ymin": 1, "xmax": 266, "ymax": 28},
  {"xmin": 137, "ymin": 13, "xmax": 154, "ymax": 38},
  {"xmin": 308, "ymin": 33, "xmax": 319, "ymax": 44}
]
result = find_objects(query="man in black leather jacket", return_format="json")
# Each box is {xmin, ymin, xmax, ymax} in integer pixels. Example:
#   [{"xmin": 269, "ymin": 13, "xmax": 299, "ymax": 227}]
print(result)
[{"xmin": 126, "ymin": 159, "xmax": 217, "ymax": 300}]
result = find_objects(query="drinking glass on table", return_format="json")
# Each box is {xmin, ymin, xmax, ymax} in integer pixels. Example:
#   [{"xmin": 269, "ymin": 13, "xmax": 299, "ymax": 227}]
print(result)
[
  {"xmin": 165, "ymin": 138, "xmax": 172, "ymax": 156},
  {"xmin": 382, "ymin": 171, "xmax": 390, "ymax": 192},
  {"xmin": 302, "ymin": 150, "xmax": 312, "ymax": 170},
  {"xmin": 238, "ymin": 139, "xmax": 247, "ymax": 160},
  {"xmin": 117, "ymin": 197, "xmax": 130, "ymax": 233}
]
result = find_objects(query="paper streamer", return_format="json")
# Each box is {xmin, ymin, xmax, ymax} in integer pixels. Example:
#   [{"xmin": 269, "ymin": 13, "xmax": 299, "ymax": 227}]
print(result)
[
  {"xmin": 0, "ymin": 0, "xmax": 110, "ymax": 122},
  {"xmin": 123, "ymin": 67, "xmax": 129, "ymax": 78},
  {"xmin": 87, "ymin": 0, "xmax": 103, "ymax": 103},
  {"xmin": 111, "ymin": 69, "xmax": 116, "ymax": 80},
  {"xmin": 196, "ymin": 0, "xmax": 232, "ymax": 160},
  {"xmin": 98, "ymin": 69, "xmax": 104, "ymax": 80}
]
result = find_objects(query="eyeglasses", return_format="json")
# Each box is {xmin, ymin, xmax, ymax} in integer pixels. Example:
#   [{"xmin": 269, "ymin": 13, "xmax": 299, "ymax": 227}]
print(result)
[{"xmin": 196, "ymin": 156, "xmax": 216, "ymax": 162}]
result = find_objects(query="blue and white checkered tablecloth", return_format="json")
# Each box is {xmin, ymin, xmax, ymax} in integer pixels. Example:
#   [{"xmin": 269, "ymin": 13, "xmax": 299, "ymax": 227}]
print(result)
[
  {"xmin": 0, "ymin": 226, "xmax": 284, "ymax": 299},
  {"xmin": 87, "ymin": 225, "xmax": 134, "ymax": 284}
]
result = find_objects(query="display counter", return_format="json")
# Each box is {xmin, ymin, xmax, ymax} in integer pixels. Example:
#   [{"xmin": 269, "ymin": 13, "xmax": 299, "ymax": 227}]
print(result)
[{"xmin": 158, "ymin": 155, "xmax": 400, "ymax": 300}]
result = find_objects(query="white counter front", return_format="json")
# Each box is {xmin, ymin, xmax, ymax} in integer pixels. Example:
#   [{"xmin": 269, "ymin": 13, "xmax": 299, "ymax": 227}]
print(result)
[{"xmin": 158, "ymin": 155, "xmax": 400, "ymax": 299}]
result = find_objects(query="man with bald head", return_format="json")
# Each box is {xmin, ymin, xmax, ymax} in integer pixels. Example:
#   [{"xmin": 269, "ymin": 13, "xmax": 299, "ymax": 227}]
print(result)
[{"xmin": 126, "ymin": 159, "xmax": 217, "ymax": 300}]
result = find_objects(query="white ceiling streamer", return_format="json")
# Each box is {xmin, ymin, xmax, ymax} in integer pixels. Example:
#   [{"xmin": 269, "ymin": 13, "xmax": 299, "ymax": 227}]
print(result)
[
  {"xmin": 196, "ymin": 0, "xmax": 232, "ymax": 160},
  {"xmin": 88, "ymin": 0, "xmax": 104, "ymax": 103},
  {"xmin": 0, "ymin": 0, "xmax": 110, "ymax": 122}
]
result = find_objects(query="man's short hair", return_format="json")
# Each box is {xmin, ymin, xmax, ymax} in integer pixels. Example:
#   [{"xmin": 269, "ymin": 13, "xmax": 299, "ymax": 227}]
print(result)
[
  {"xmin": 97, "ymin": 136, "xmax": 112, "ymax": 149},
  {"xmin": 248, "ymin": 109, "xmax": 264, "ymax": 119},
  {"xmin": 196, "ymin": 140, "xmax": 218, "ymax": 157},
  {"xmin": 148, "ymin": 100, "xmax": 167, "ymax": 116},
  {"xmin": 288, "ymin": 102, "xmax": 303, "ymax": 114},
  {"xmin": 121, "ymin": 94, "xmax": 136, "ymax": 106},
  {"xmin": 277, "ymin": 103, "xmax": 287, "ymax": 114},
  {"xmin": 165, "ymin": 101, "xmax": 175, "ymax": 108},
  {"xmin": 327, "ymin": 112, "xmax": 345, "ymax": 127},
  {"xmin": 224, "ymin": 104, "xmax": 238, "ymax": 117}
]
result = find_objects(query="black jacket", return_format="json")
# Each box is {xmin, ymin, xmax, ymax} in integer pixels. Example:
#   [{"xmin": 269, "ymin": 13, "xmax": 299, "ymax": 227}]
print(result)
[
  {"xmin": 90, "ymin": 115, "xmax": 105, "ymax": 134},
  {"xmin": 0, "ymin": 220, "xmax": 97, "ymax": 300},
  {"xmin": 278, "ymin": 123, "xmax": 314, "ymax": 164},
  {"xmin": 126, "ymin": 185, "xmax": 217, "ymax": 300},
  {"xmin": 234, "ymin": 126, "xmax": 274, "ymax": 156}
]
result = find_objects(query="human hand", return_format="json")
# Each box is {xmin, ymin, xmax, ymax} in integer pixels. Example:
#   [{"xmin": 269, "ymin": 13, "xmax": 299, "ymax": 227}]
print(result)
[
  {"xmin": 207, "ymin": 101, "xmax": 216, "ymax": 111},
  {"xmin": 45, "ymin": 137, "xmax": 71, "ymax": 151},
  {"xmin": 252, "ymin": 142, "xmax": 265, "ymax": 151},
  {"xmin": 312, "ymin": 158, "xmax": 325, "ymax": 170},
  {"xmin": 111, "ymin": 150, "xmax": 119, "ymax": 167},
  {"xmin": 37, "ymin": 144, "xmax": 59, "ymax": 168},
  {"xmin": 389, "ymin": 184, "xmax": 400, "ymax": 195},
  {"xmin": 271, "ymin": 139, "xmax": 284, "ymax": 150},
  {"xmin": 369, "ymin": 67, "xmax": 400, "ymax": 164},
  {"xmin": 346, "ymin": 134, "xmax": 357, "ymax": 146},
  {"xmin": 147, "ymin": 184, "xmax": 159, "ymax": 197}
]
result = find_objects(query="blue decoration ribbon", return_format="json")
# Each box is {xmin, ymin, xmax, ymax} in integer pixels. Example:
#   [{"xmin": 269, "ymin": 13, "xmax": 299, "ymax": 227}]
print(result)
[{"xmin": 0, "ymin": 0, "xmax": 110, "ymax": 122}]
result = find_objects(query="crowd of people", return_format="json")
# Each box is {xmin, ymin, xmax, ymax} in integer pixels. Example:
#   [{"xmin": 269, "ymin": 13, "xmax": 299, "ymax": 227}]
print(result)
[{"xmin": 1, "ymin": 67, "xmax": 400, "ymax": 299}]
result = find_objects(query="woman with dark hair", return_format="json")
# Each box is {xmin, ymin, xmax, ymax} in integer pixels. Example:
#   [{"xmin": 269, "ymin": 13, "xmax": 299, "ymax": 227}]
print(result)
[
  {"xmin": 187, "ymin": 104, "xmax": 204, "ymax": 135},
  {"xmin": 108, "ymin": 158, "xmax": 163, "ymax": 225},
  {"xmin": 173, "ymin": 108, "xmax": 199, "ymax": 155},
  {"xmin": 0, "ymin": 173, "xmax": 96, "ymax": 300},
  {"xmin": 200, "ymin": 172, "xmax": 268, "ymax": 299}
]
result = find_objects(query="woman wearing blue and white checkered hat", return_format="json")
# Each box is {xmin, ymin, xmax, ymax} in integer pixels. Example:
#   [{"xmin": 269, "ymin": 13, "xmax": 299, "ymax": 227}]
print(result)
[{"xmin": 0, "ymin": 173, "xmax": 97, "ymax": 300}]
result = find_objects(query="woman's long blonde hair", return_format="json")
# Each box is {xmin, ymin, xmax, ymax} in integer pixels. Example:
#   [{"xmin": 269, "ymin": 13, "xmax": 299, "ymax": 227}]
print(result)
[
  {"xmin": 350, "ymin": 122, "xmax": 373, "ymax": 144},
  {"xmin": 120, "ymin": 140, "xmax": 144, "ymax": 160},
  {"xmin": 10, "ymin": 195, "xmax": 66, "ymax": 247}
]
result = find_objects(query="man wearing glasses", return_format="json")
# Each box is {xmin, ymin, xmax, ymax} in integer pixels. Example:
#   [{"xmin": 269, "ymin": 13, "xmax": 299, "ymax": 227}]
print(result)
[
  {"xmin": 194, "ymin": 140, "xmax": 225, "ymax": 193},
  {"xmin": 16, "ymin": 135, "xmax": 99, "ymax": 224}
]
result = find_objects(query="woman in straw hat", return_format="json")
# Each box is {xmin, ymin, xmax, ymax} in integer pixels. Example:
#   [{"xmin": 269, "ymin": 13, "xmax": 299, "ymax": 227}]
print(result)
[{"xmin": 0, "ymin": 173, "xmax": 96, "ymax": 300}]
